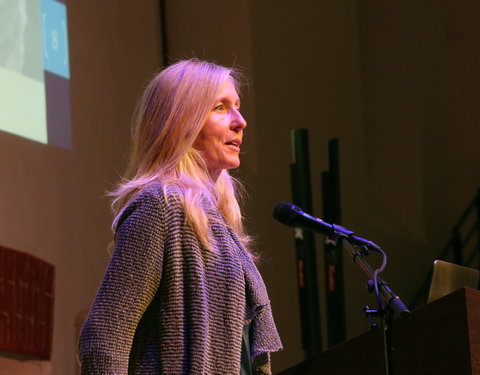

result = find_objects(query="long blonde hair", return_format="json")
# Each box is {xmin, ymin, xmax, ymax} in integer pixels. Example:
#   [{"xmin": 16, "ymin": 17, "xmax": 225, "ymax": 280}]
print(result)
[{"xmin": 110, "ymin": 59, "xmax": 251, "ymax": 252}]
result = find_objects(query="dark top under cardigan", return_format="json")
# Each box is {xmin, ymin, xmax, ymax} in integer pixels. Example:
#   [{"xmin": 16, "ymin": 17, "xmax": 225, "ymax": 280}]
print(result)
[{"xmin": 78, "ymin": 182, "xmax": 282, "ymax": 374}]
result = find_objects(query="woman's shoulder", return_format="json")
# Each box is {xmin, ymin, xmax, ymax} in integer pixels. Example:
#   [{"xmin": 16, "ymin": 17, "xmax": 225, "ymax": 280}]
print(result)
[
  {"xmin": 133, "ymin": 181, "xmax": 183, "ymax": 209},
  {"xmin": 115, "ymin": 182, "xmax": 183, "ymax": 230}
]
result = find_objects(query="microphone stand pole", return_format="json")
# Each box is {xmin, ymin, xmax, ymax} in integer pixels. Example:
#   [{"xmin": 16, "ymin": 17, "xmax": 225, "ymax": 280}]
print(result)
[{"xmin": 336, "ymin": 237, "xmax": 410, "ymax": 375}]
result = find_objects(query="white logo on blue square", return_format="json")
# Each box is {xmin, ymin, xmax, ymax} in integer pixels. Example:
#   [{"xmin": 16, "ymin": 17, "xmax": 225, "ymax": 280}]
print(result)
[{"xmin": 41, "ymin": 0, "xmax": 70, "ymax": 79}]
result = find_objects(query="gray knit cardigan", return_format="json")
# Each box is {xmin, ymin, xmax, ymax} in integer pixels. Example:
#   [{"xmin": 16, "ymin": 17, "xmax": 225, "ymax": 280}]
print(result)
[{"xmin": 78, "ymin": 183, "xmax": 282, "ymax": 374}]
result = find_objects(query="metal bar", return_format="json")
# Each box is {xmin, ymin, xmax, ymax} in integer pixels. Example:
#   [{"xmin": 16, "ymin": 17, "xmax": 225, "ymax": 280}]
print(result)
[{"xmin": 453, "ymin": 189, "xmax": 479, "ymax": 230}]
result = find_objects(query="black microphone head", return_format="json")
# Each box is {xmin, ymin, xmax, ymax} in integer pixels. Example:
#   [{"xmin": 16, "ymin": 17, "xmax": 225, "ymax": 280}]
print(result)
[{"xmin": 273, "ymin": 202, "xmax": 300, "ymax": 227}]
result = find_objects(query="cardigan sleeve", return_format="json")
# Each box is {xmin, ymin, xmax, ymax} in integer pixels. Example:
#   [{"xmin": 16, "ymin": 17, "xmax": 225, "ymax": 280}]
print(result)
[{"xmin": 78, "ymin": 190, "xmax": 166, "ymax": 375}]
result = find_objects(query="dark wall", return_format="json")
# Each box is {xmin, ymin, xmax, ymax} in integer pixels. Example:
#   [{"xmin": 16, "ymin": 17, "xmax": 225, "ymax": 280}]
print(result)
[{"xmin": 164, "ymin": 0, "xmax": 480, "ymax": 372}]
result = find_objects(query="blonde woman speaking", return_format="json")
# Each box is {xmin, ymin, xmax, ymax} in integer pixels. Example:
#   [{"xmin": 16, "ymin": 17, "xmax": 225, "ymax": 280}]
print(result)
[{"xmin": 78, "ymin": 59, "xmax": 282, "ymax": 375}]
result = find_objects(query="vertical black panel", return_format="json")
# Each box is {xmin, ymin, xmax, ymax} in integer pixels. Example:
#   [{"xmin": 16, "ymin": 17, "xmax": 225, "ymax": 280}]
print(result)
[
  {"xmin": 290, "ymin": 129, "xmax": 322, "ymax": 358},
  {"xmin": 322, "ymin": 138, "xmax": 346, "ymax": 346}
]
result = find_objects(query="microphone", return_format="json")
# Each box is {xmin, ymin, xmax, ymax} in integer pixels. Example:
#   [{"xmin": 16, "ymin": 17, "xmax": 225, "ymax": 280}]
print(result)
[{"xmin": 273, "ymin": 201, "xmax": 380, "ymax": 251}]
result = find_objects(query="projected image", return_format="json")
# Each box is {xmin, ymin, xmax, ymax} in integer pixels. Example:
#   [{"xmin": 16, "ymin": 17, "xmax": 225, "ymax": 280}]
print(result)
[
  {"xmin": 0, "ymin": 0, "xmax": 71, "ymax": 149},
  {"xmin": 0, "ymin": 0, "xmax": 29, "ymax": 74}
]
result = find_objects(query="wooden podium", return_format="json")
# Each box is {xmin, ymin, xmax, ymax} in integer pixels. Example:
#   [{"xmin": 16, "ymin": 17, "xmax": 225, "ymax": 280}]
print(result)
[{"xmin": 278, "ymin": 287, "xmax": 480, "ymax": 375}]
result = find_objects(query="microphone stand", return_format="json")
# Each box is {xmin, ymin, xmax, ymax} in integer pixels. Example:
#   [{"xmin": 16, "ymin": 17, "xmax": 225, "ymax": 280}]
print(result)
[
  {"xmin": 335, "ymin": 236, "xmax": 410, "ymax": 375},
  {"xmin": 272, "ymin": 201, "xmax": 410, "ymax": 373}
]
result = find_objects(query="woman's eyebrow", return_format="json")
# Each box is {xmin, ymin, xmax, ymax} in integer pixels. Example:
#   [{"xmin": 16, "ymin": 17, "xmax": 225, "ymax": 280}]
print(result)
[{"xmin": 216, "ymin": 95, "xmax": 241, "ymax": 106}]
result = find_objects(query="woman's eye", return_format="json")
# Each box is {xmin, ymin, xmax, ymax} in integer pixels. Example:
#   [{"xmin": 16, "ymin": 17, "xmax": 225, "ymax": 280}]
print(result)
[{"xmin": 214, "ymin": 104, "xmax": 225, "ymax": 111}]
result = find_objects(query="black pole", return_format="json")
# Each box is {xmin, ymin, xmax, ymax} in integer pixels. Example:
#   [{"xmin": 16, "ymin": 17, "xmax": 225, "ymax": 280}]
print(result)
[
  {"xmin": 290, "ymin": 129, "xmax": 322, "ymax": 358},
  {"xmin": 321, "ymin": 139, "xmax": 346, "ymax": 347}
]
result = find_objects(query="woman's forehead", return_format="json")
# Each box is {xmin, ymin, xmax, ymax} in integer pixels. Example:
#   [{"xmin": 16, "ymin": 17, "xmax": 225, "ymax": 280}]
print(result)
[{"xmin": 215, "ymin": 79, "xmax": 241, "ymax": 104}]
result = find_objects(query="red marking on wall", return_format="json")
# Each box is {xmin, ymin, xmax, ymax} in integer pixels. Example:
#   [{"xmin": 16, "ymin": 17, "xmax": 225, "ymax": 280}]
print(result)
[
  {"xmin": 0, "ymin": 245, "xmax": 55, "ymax": 359},
  {"xmin": 298, "ymin": 259, "xmax": 305, "ymax": 288},
  {"xmin": 328, "ymin": 264, "xmax": 336, "ymax": 292}
]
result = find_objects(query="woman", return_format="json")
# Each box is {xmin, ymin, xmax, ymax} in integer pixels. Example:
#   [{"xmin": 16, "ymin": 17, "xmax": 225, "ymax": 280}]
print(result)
[{"xmin": 78, "ymin": 59, "xmax": 282, "ymax": 374}]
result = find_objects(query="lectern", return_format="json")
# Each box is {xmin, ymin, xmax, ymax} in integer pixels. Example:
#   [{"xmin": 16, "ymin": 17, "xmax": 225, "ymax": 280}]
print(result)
[{"xmin": 278, "ymin": 287, "xmax": 480, "ymax": 375}]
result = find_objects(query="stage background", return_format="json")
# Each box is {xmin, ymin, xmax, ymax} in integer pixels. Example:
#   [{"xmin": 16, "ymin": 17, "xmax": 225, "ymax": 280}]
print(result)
[{"xmin": 0, "ymin": 0, "xmax": 479, "ymax": 373}]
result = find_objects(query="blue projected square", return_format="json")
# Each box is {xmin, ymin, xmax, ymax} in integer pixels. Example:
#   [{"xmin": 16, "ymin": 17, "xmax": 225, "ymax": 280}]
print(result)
[{"xmin": 41, "ymin": 0, "xmax": 70, "ymax": 79}]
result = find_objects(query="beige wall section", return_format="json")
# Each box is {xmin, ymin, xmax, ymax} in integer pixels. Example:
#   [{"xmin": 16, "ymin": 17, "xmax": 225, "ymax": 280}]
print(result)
[{"xmin": 0, "ymin": 0, "xmax": 162, "ymax": 374}]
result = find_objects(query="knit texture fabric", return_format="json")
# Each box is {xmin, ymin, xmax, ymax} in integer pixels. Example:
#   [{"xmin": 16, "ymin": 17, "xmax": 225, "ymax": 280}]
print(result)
[{"xmin": 78, "ymin": 183, "xmax": 282, "ymax": 374}]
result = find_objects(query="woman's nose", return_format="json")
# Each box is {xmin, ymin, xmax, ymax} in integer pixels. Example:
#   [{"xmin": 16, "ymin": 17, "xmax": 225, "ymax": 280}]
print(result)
[{"xmin": 231, "ymin": 108, "xmax": 247, "ymax": 131}]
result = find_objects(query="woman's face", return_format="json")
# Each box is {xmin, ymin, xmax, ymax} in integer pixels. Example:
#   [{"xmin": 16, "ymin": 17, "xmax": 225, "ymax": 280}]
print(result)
[{"xmin": 195, "ymin": 78, "xmax": 247, "ymax": 180}]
